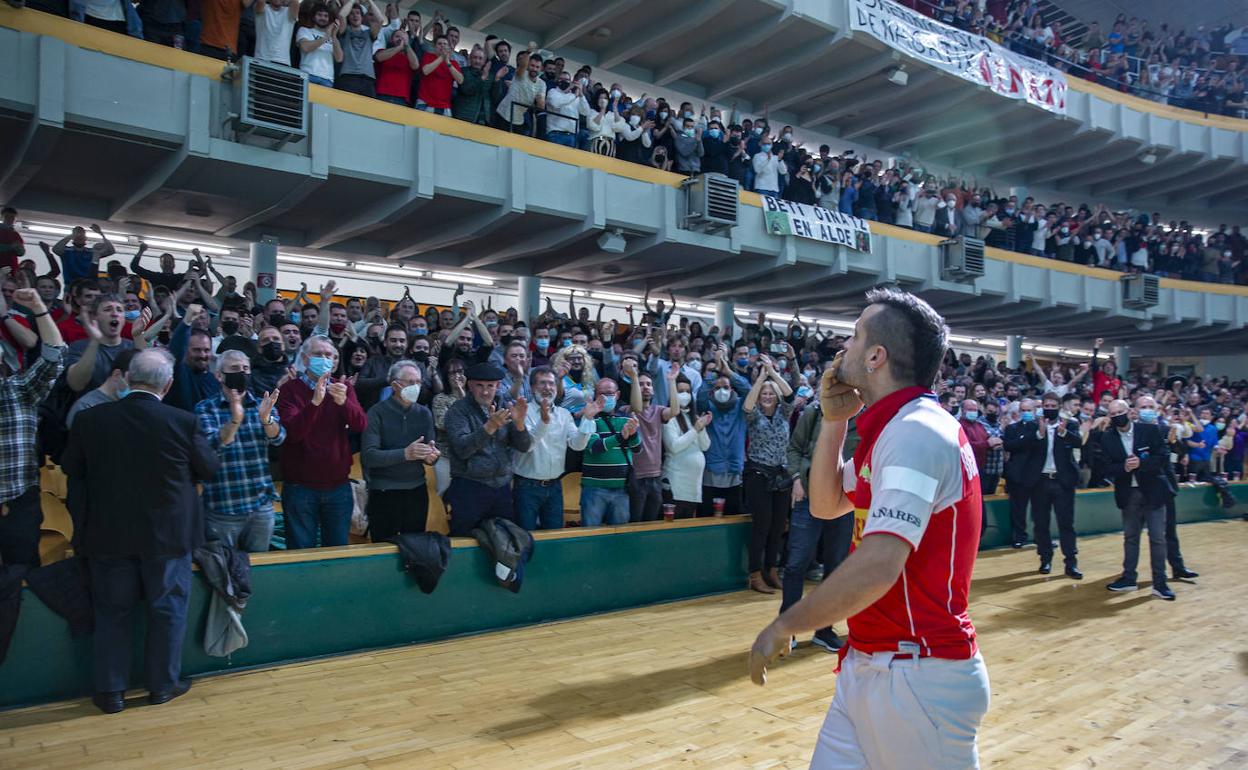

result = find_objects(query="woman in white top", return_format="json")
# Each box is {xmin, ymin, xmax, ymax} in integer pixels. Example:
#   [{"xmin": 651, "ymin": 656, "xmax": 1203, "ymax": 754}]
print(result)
[
  {"xmin": 587, "ymin": 92, "xmax": 626, "ymax": 157},
  {"xmin": 662, "ymin": 374, "xmax": 711, "ymax": 518}
]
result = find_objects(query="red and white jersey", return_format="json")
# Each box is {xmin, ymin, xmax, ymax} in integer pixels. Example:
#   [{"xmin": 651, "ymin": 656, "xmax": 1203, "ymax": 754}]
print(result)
[{"xmin": 844, "ymin": 395, "xmax": 982, "ymax": 659}]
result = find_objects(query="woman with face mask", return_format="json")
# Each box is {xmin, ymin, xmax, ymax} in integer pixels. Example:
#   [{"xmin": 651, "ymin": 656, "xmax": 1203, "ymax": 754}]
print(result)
[
  {"xmin": 697, "ymin": 346, "xmax": 751, "ymax": 520},
  {"xmin": 663, "ymin": 373, "xmax": 713, "ymax": 519},
  {"xmin": 587, "ymin": 89, "xmax": 625, "ymax": 157},
  {"xmin": 741, "ymin": 357, "xmax": 795, "ymax": 594}
]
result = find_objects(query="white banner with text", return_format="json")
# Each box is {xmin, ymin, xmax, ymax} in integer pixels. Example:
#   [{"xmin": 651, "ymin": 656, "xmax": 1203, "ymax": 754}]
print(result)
[
  {"xmin": 850, "ymin": 0, "xmax": 1068, "ymax": 114},
  {"xmin": 761, "ymin": 196, "xmax": 873, "ymax": 253}
]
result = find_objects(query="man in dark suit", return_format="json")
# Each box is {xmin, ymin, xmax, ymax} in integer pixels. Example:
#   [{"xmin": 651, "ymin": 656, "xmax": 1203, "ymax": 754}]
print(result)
[
  {"xmin": 61, "ymin": 348, "xmax": 220, "ymax": 713},
  {"xmin": 931, "ymin": 196, "xmax": 961, "ymax": 238},
  {"xmin": 1028, "ymin": 392, "xmax": 1083, "ymax": 578},
  {"xmin": 1100, "ymin": 398, "xmax": 1175, "ymax": 600},
  {"xmin": 1002, "ymin": 398, "xmax": 1041, "ymax": 548}
]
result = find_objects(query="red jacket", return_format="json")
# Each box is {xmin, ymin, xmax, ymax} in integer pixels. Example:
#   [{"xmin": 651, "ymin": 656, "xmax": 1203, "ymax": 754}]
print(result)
[
  {"xmin": 960, "ymin": 417, "xmax": 990, "ymax": 474},
  {"xmin": 276, "ymin": 375, "xmax": 368, "ymax": 489}
]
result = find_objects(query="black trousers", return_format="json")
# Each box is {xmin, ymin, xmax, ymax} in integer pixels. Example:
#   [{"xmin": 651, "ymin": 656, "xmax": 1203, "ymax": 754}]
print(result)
[
  {"xmin": 1163, "ymin": 496, "xmax": 1185, "ymax": 572},
  {"xmin": 0, "ymin": 487, "xmax": 42, "ymax": 568},
  {"xmin": 1031, "ymin": 477, "xmax": 1078, "ymax": 566},
  {"xmin": 1007, "ymin": 482, "xmax": 1031, "ymax": 544},
  {"xmin": 627, "ymin": 475, "xmax": 663, "ymax": 523},
  {"xmin": 743, "ymin": 473, "xmax": 788, "ymax": 573},
  {"xmin": 336, "ymin": 74, "xmax": 376, "ymax": 99},
  {"xmin": 366, "ymin": 487, "xmax": 430, "ymax": 542},
  {"xmin": 698, "ymin": 484, "xmax": 742, "ymax": 517}
]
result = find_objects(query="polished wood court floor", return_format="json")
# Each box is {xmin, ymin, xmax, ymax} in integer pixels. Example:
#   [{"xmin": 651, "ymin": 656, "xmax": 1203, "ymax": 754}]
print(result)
[{"xmin": 3, "ymin": 520, "xmax": 1246, "ymax": 769}]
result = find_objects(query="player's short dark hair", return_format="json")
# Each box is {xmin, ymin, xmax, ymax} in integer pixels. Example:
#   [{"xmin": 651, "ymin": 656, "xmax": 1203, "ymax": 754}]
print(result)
[{"xmin": 863, "ymin": 286, "xmax": 948, "ymax": 389}]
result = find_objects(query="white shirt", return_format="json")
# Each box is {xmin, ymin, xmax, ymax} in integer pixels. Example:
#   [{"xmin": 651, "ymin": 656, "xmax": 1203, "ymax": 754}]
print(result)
[
  {"xmin": 752, "ymin": 152, "xmax": 787, "ymax": 192},
  {"xmin": 544, "ymin": 88, "xmax": 589, "ymax": 134},
  {"xmin": 255, "ymin": 3, "xmax": 296, "ymax": 65},
  {"xmin": 1118, "ymin": 425, "xmax": 1138, "ymax": 487},
  {"xmin": 297, "ymin": 26, "xmax": 336, "ymax": 82},
  {"xmin": 512, "ymin": 403, "xmax": 593, "ymax": 481},
  {"xmin": 1042, "ymin": 423, "xmax": 1057, "ymax": 473}
]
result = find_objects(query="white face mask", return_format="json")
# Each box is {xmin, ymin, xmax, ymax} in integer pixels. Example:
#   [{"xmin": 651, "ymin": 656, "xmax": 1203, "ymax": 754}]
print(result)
[
  {"xmin": 677, "ymin": 391, "xmax": 692, "ymax": 409},
  {"xmin": 629, "ymin": 114, "xmax": 641, "ymax": 127},
  {"xmin": 400, "ymin": 384, "xmax": 421, "ymax": 403},
  {"xmin": 714, "ymin": 388, "xmax": 732, "ymax": 404}
]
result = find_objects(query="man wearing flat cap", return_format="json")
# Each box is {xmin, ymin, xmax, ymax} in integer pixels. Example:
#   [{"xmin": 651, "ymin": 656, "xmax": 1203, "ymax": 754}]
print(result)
[{"xmin": 443, "ymin": 362, "xmax": 533, "ymax": 535}]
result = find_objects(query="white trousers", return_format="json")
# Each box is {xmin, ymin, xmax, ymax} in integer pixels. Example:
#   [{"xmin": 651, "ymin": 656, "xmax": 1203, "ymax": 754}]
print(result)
[{"xmin": 810, "ymin": 648, "xmax": 991, "ymax": 770}]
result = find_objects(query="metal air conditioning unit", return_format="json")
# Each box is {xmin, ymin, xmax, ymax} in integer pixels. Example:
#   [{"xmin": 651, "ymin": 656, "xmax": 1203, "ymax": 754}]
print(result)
[
  {"xmin": 1121, "ymin": 273, "xmax": 1159, "ymax": 309},
  {"xmin": 940, "ymin": 236, "xmax": 985, "ymax": 282},
  {"xmin": 232, "ymin": 57, "xmax": 308, "ymax": 147},
  {"xmin": 682, "ymin": 173, "xmax": 738, "ymax": 234}
]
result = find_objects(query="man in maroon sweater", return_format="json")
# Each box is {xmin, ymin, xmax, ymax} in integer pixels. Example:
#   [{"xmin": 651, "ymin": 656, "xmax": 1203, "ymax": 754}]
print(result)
[{"xmin": 276, "ymin": 335, "xmax": 368, "ymax": 549}]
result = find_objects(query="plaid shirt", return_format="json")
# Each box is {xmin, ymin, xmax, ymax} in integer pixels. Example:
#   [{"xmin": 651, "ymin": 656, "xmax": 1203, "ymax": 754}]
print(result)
[
  {"xmin": 0, "ymin": 346, "xmax": 64, "ymax": 504},
  {"xmin": 196, "ymin": 391, "xmax": 285, "ymax": 516},
  {"xmin": 982, "ymin": 419, "xmax": 1004, "ymax": 477}
]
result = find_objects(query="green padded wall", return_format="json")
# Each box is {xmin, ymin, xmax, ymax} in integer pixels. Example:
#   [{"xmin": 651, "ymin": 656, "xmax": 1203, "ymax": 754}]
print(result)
[{"xmin": 1, "ymin": 484, "xmax": 1241, "ymax": 710}]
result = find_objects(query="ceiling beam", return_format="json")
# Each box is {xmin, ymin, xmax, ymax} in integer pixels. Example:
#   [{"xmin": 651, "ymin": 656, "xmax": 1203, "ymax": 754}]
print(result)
[
  {"xmin": 989, "ymin": 131, "xmax": 1107, "ymax": 177},
  {"xmin": 916, "ymin": 116, "xmax": 1035, "ymax": 159},
  {"xmin": 1027, "ymin": 142, "xmax": 1142, "ymax": 186},
  {"xmin": 543, "ymin": 0, "xmax": 645, "ymax": 50},
  {"xmin": 1058, "ymin": 151, "xmax": 1187, "ymax": 191},
  {"xmin": 460, "ymin": 219, "xmax": 596, "ymax": 270},
  {"xmin": 305, "ymin": 188, "xmax": 431, "ymax": 249},
  {"xmin": 216, "ymin": 176, "xmax": 325, "ymax": 237},
  {"xmin": 764, "ymin": 49, "xmax": 899, "ymax": 112},
  {"xmin": 880, "ymin": 97, "xmax": 1017, "ymax": 150},
  {"xmin": 598, "ymin": 0, "xmax": 733, "ymax": 70},
  {"xmin": 1116, "ymin": 157, "xmax": 1220, "ymax": 199},
  {"xmin": 1162, "ymin": 167, "xmax": 1245, "ymax": 203},
  {"xmin": 706, "ymin": 34, "xmax": 840, "ymax": 102},
  {"xmin": 654, "ymin": 15, "xmax": 795, "ymax": 87},
  {"xmin": 108, "ymin": 147, "xmax": 189, "ymax": 221},
  {"xmin": 829, "ymin": 72, "xmax": 949, "ymax": 138},
  {"xmin": 469, "ymin": 0, "xmax": 527, "ymax": 29}
]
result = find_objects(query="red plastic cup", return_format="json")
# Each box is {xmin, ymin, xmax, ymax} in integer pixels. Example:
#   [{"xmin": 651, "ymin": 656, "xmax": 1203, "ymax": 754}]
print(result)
[
  {"xmin": 713, "ymin": 497, "xmax": 725, "ymax": 517},
  {"xmin": 662, "ymin": 503, "xmax": 675, "ymax": 521}
]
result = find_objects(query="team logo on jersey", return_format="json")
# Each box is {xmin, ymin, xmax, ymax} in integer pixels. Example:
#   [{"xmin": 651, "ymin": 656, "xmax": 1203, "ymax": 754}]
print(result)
[{"xmin": 859, "ymin": 464, "xmax": 872, "ymax": 482}]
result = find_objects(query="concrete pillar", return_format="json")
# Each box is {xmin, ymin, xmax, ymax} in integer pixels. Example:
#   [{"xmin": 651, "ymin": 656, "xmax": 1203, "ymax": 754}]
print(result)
[
  {"xmin": 1113, "ymin": 344, "xmax": 1130, "ymax": 375},
  {"xmin": 715, "ymin": 300, "xmax": 736, "ymax": 341},
  {"xmin": 1006, "ymin": 334, "xmax": 1023, "ymax": 370},
  {"xmin": 516, "ymin": 276, "xmax": 541, "ymax": 326},
  {"xmin": 249, "ymin": 236, "xmax": 280, "ymax": 305}
]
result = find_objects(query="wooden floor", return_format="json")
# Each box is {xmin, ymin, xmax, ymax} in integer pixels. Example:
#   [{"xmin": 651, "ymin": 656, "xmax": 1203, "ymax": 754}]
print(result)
[{"xmin": 2, "ymin": 520, "xmax": 1246, "ymax": 770}]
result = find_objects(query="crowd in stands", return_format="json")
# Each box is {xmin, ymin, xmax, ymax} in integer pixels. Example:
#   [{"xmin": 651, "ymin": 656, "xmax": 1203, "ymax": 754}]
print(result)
[
  {"xmin": 1, "ymin": 219, "xmax": 1244, "ymax": 567},
  {"xmin": 901, "ymin": 0, "xmax": 1248, "ymax": 117},
  {"xmin": 8, "ymin": 2, "xmax": 1246, "ymax": 288}
]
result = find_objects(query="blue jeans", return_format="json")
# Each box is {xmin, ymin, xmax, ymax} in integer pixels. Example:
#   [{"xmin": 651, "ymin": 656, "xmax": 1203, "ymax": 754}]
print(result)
[
  {"xmin": 780, "ymin": 500, "xmax": 853, "ymax": 625},
  {"xmin": 281, "ymin": 482, "xmax": 352, "ymax": 549},
  {"xmin": 580, "ymin": 486, "xmax": 630, "ymax": 527},
  {"xmin": 414, "ymin": 101, "xmax": 450, "ymax": 116},
  {"xmin": 307, "ymin": 75, "xmax": 333, "ymax": 88},
  {"xmin": 755, "ymin": 188, "xmax": 779, "ymax": 198},
  {"xmin": 547, "ymin": 131, "xmax": 577, "ymax": 147},
  {"xmin": 514, "ymin": 477, "xmax": 565, "ymax": 531},
  {"xmin": 377, "ymin": 94, "xmax": 408, "ymax": 106},
  {"xmin": 205, "ymin": 504, "xmax": 275, "ymax": 553},
  {"xmin": 89, "ymin": 554, "xmax": 192, "ymax": 694}
]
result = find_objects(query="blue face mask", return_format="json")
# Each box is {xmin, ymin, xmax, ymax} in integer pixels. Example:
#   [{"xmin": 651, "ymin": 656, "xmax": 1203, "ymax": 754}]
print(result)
[
  {"xmin": 602, "ymin": 395, "xmax": 617, "ymax": 412},
  {"xmin": 736, "ymin": 357, "xmax": 750, "ymax": 368},
  {"xmin": 561, "ymin": 338, "xmax": 572, "ymax": 348},
  {"xmin": 289, "ymin": 311, "xmax": 301, "ymax": 324},
  {"xmin": 1020, "ymin": 411, "xmax": 1035, "ymax": 422},
  {"xmin": 124, "ymin": 309, "xmax": 141, "ymax": 321},
  {"xmin": 797, "ymin": 386, "xmax": 814, "ymax": 399},
  {"xmin": 964, "ymin": 411, "xmax": 979, "ymax": 421},
  {"xmin": 760, "ymin": 144, "xmax": 772, "ymax": 154},
  {"xmin": 413, "ymin": 328, "xmax": 427, "ymax": 336},
  {"xmin": 536, "ymin": 338, "xmax": 550, "ymax": 350},
  {"xmin": 116, "ymin": 382, "xmax": 130, "ymax": 400},
  {"xmin": 1138, "ymin": 408, "xmax": 1158, "ymax": 423},
  {"xmin": 707, "ymin": 128, "xmax": 721, "ymax": 139},
  {"xmin": 307, "ymin": 355, "xmax": 334, "ymax": 378}
]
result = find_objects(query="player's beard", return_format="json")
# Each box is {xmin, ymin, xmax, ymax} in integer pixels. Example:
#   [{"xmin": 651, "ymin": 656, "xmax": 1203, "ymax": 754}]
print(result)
[{"xmin": 836, "ymin": 347, "xmax": 868, "ymax": 391}]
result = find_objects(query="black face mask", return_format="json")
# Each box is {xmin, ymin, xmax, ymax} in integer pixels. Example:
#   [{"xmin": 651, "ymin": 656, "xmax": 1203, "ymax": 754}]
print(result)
[
  {"xmin": 985, "ymin": 412, "xmax": 998, "ymax": 424},
  {"xmin": 1043, "ymin": 407, "xmax": 1060, "ymax": 421},
  {"xmin": 220, "ymin": 320, "xmax": 239, "ymax": 336},
  {"xmin": 500, "ymin": 335, "xmax": 513, "ymax": 347},
  {"xmin": 557, "ymin": 81, "xmax": 570, "ymax": 91},
  {"xmin": 269, "ymin": 314, "xmax": 286, "ymax": 326},
  {"xmin": 1111, "ymin": 414, "xmax": 1130, "ymax": 429},
  {"xmin": 223, "ymin": 371, "xmax": 249, "ymax": 393},
  {"xmin": 262, "ymin": 341, "xmax": 285, "ymax": 362},
  {"xmin": 412, "ymin": 350, "xmax": 429, "ymax": 363},
  {"xmin": 589, "ymin": 350, "xmax": 604, "ymax": 362}
]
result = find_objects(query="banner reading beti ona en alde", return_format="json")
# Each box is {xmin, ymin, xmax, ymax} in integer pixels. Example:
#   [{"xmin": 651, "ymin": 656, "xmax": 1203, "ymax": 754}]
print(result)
[
  {"xmin": 850, "ymin": 0, "xmax": 1067, "ymax": 115},
  {"xmin": 761, "ymin": 196, "xmax": 873, "ymax": 253}
]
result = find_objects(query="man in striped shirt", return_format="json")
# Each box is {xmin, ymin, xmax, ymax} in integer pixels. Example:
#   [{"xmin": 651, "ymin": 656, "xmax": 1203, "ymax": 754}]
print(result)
[{"xmin": 579, "ymin": 378, "xmax": 640, "ymax": 527}]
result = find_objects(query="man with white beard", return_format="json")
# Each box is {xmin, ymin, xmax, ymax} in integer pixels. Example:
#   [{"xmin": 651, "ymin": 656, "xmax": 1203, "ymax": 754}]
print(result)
[{"xmin": 510, "ymin": 366, "xmax": 599, "ymax": 531}]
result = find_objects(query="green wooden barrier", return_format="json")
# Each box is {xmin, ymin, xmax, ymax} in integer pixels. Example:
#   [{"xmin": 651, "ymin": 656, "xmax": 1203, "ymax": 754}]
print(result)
[{"xmin": 1, "ymin": 484, "xmax": 1241, "ymax": 710}]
